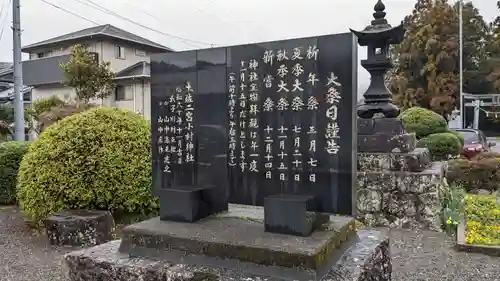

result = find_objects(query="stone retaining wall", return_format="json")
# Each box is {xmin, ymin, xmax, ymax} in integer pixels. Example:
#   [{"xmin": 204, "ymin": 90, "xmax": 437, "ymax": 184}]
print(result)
[{"xmin": 356, "ymin": 151, "xmax": 446, "ymax": 230}]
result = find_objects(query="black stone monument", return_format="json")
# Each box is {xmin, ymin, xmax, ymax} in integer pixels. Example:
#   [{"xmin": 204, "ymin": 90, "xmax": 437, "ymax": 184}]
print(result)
[
  {"xmin": 65, "ymin": 2, "xmax": 395, "ymax": 281},
  {"xmin": 149, "ymin": 33, "xmax": 358, "ymax": 235}
]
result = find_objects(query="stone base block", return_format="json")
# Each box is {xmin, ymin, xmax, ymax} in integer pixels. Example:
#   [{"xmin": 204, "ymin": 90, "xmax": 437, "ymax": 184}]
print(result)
[
  {"xmin": 356, "ymin": 162, "xmax": 446, "ymax": 230},
  {"xmin": 65, "ymin": 228, "xmax": 391, "ymax": 281},
  {"xmin": 44, "ymin": 210, "xmax": 115, "ymax": 247},
  {"xmin": 159, "ymin": 185, "xmax": 228, "ymax": 223},
  {"xmin": 358, "ymin": 117, "xmax": 405, "ymax": 135},
  {"xmin": 358, "ymin": 147, "xmax": 431, "ymax": 172},
  {"xmin": 264, "ymin": 194, "xmax": 329, "ymax": 237},
  {"xmin": 118, "ymin": 204, "xmax": 355, "ymax": 273}
]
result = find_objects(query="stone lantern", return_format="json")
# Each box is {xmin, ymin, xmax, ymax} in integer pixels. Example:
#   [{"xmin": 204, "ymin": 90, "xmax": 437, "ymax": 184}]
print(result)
[{"xmin": 350, "ymin": 0, "xmax": 405, "ymax": 119}]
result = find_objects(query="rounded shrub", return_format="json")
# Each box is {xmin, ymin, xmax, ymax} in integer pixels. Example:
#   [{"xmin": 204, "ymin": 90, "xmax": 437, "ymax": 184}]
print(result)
[
  {"xmin": 0, "ymin": 141, "xmax": 30, "ymax": 205},
  {"xmin": 417, "ymin": 132, "xmax": 462, "ymax": 160},
  {"xmin": 17, "ymin": 107, "xmax": 155, "ymax": 225},
  {"xmin": 400, "ymin": 107, "xmax": 448, "ymax": 139},
  {"xmin": 448, "ymin": 130, "xmax": 465, "ymax": 147}
]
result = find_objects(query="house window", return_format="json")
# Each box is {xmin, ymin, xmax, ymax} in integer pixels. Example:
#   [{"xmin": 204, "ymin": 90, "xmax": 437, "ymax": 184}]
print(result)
[
  {"xmin": 115, "ymin": 45, "xmax": 125, "ymax": 59},
  {"xmin": 135, "ymin": 49, "xmax": 146, "ymax": 56},
  {"xmin": 36, "ymin": 51, "xmax": 52, "ymax": 58},
  {"xmin": 114, "ymin": 85, "xmax": 132, "ymax": 101}
]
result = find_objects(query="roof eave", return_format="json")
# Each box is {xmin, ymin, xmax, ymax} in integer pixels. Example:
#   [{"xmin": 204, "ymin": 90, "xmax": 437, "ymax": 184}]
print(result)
[{"xmin": 22, "ymin": 33, "xmax": 174, "ymax": 53}]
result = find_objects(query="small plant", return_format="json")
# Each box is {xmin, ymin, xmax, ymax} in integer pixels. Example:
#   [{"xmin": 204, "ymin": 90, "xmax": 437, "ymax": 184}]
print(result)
[{"xmin": 441, "ymin": 184, "xmax": 465, "ymax": 235}]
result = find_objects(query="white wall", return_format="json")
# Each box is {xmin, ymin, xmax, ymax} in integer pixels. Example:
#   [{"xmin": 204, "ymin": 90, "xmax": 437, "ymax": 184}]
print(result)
[
  {"xmin": 29, "ymin": 40, "xmax": 104, "ymax": 60},
  {"xmin": 99, "ymin": 41, "xmax": 150, "ymax": 72}
]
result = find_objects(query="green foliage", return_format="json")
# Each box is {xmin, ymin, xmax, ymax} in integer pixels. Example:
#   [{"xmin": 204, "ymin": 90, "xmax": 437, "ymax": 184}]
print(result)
[
  {"xmin": 0, "ymin": 104, "xmax": 14, "ymax": 139},
  {"xmin": 390, "ymin": 0, "xmax": 459, "ymax": 117},
  {"xmin": 485, "ymin": 1, "xmax": 500, "ymax": 93},
  {"xmin": 16, "ymin": 107, "xmax": 155, "ymax": 225},
  {"xmin": 448, "ymin": 130, "xmax": 464, "ymax": 146},
  {"xmin": 447, "ymin": 153, "xmax": 500, "ymax": 193},
  {"xmin": 25, "ymin": 96, "xmax": 66, "ymax": 133},
  {"xmin": 60, "ymin": 44, "xmax": 115, "ymax": 103},
  {"xmin": 0, "ymin": 104, "xmax": 14, "ymax": 123},
  {"xmin": 464, "ymin": 194, "xmax": 500, "ymax": 245},
  {"xmin": 417, "ymin": 132, "xmax": 462, "ymax": 160},
  {"xmin": 0, "ymin": 141, "xmax": 30, "ymax": 205},
  {"xmin": 400, "ymin": 107, "xmax": 448, "ymax": 138},
  {"xmin": 455, "ymin": 1, "xmax": 493, "ymax": 95},
  {"xmin": 38, "ymin": 102, "xmax": 96, "ymax": 133},
  {"xmin": 441, "ymin": 184, "xmax": 464, "ymax": 235}
]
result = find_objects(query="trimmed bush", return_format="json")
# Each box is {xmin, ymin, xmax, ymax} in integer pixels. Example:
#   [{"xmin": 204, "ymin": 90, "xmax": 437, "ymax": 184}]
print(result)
[
  {"xmin": 417, "ymin": 132, "xmax": 462, "ymax": 160},
  {"xmin": 448, "ymin": 153, "xmax": 500, "ymax": 193},
  {"xmin": 400, "ymin": 107, "xmax": 448, "ymax": 139},
  {"xmin": 17, "ymin": 107, "xmax": 155, "ymax": 225},
  {"xmin": 448, "ymin": 130, "xmax": 464, "ymax": 147},
  {"xmin": 0, "ymin": 141, "xmax": 30, "ymax": 205}
]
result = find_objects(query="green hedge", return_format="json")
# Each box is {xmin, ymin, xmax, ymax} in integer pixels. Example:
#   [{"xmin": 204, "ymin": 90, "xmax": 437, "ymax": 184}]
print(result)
[
  {"xmin": 400, "ymin": 107, "xmax": 448, "ymax": 139},
  {"xmin": 417, "ymin": 132, "xmax": 462, "ymax": 160},
  {"xmin": 0, "ymin": 141, "xmax": 30, "ymax": 205},
  {"xmin": 16, "ymin": 107, "xmax": 156, "ymax": 225}
]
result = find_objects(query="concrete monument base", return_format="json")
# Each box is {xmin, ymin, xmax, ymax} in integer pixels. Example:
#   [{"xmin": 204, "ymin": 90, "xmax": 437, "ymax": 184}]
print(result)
[{"xmin": 64, "ymin": 205, "xmax": 391, "ymax": 281}]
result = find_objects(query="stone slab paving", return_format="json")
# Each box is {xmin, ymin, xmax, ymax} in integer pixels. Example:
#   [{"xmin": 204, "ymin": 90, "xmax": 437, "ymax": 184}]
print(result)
[{"xmin": 0, "ymin": 207, "xmax": 499, "ymax": 281}]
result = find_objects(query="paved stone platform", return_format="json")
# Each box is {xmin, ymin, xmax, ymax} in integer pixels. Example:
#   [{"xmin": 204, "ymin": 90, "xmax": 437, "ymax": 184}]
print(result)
[
  {"xmin": 119, "ymin": 206, "xmax": 355, "ymax": 273},
  {"xmin": 65, "ymin": 228, "xmax": 390, "ymax": 281}
]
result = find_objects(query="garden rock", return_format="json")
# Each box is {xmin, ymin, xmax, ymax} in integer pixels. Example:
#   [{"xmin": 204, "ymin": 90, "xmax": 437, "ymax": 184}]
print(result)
[{"xmin": 44, "ymin": 210, "xmax": 115, "ymax": 247}]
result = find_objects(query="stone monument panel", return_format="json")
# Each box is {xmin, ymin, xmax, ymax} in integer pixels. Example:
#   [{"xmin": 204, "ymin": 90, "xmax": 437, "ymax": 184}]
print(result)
[{"xmin": 151, "ymin": 33, "xmax": 357, "ymax": 216}]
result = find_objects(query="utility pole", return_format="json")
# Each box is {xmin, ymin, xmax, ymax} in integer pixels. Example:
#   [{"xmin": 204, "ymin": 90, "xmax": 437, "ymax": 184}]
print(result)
[
  {"xmin": 12, "ymin": 0, "xmax": 25, "ymax": 141},
  {"xmin": 458, "ymin": 0, "xmax": 464, "ymax": 129}
]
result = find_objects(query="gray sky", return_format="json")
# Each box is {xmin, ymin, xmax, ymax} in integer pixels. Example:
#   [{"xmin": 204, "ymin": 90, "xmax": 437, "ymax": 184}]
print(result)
[{"xmin": 0, "ymin": 0, "xmax": 497, "ymax": 97}]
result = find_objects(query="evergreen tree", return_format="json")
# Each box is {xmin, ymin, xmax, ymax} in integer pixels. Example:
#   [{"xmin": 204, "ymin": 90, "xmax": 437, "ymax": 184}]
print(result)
[
  {"xmin": 458, "ymin": 1, "xmax": 492, "ymax": 95},
  {"xmin": 390, "ymin": 0, "xmax": 459, "ymax": 119},
  {"xmin": 60, "ymin": 44, "xmax": 116, "ymax": 103},
  {"xmin": 487, "ymin": 1, "xmax": 500, "ymax": 92}
]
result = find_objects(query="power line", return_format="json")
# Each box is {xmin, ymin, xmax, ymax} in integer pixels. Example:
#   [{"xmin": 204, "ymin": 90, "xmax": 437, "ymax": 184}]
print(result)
[
  {"xmin": 114, "ymin": 0, "xmax": 162, "ymax": 21},
  {"xmin": 74, "ymin": 0, "xmax": 215, "ymax": 48},
  {"xmin": 39, "ymin": 0, "xmax": 100, "ymax": 25}
]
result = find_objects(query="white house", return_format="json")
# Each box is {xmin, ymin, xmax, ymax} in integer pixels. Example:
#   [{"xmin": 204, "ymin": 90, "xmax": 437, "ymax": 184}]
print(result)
[{"xmin": 21, "ymin": 24, "xmax": 174, "ymax": 119}]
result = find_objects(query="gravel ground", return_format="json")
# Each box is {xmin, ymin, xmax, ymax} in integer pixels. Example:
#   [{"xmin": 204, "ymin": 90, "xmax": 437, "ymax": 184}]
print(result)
[
  {"xmin": 0, "ymin": 207, "xmax": 499, "ymax": 281},
  {"xmin": 0, "ymin": 206, "xmax": 76, "ymax": 281}
]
